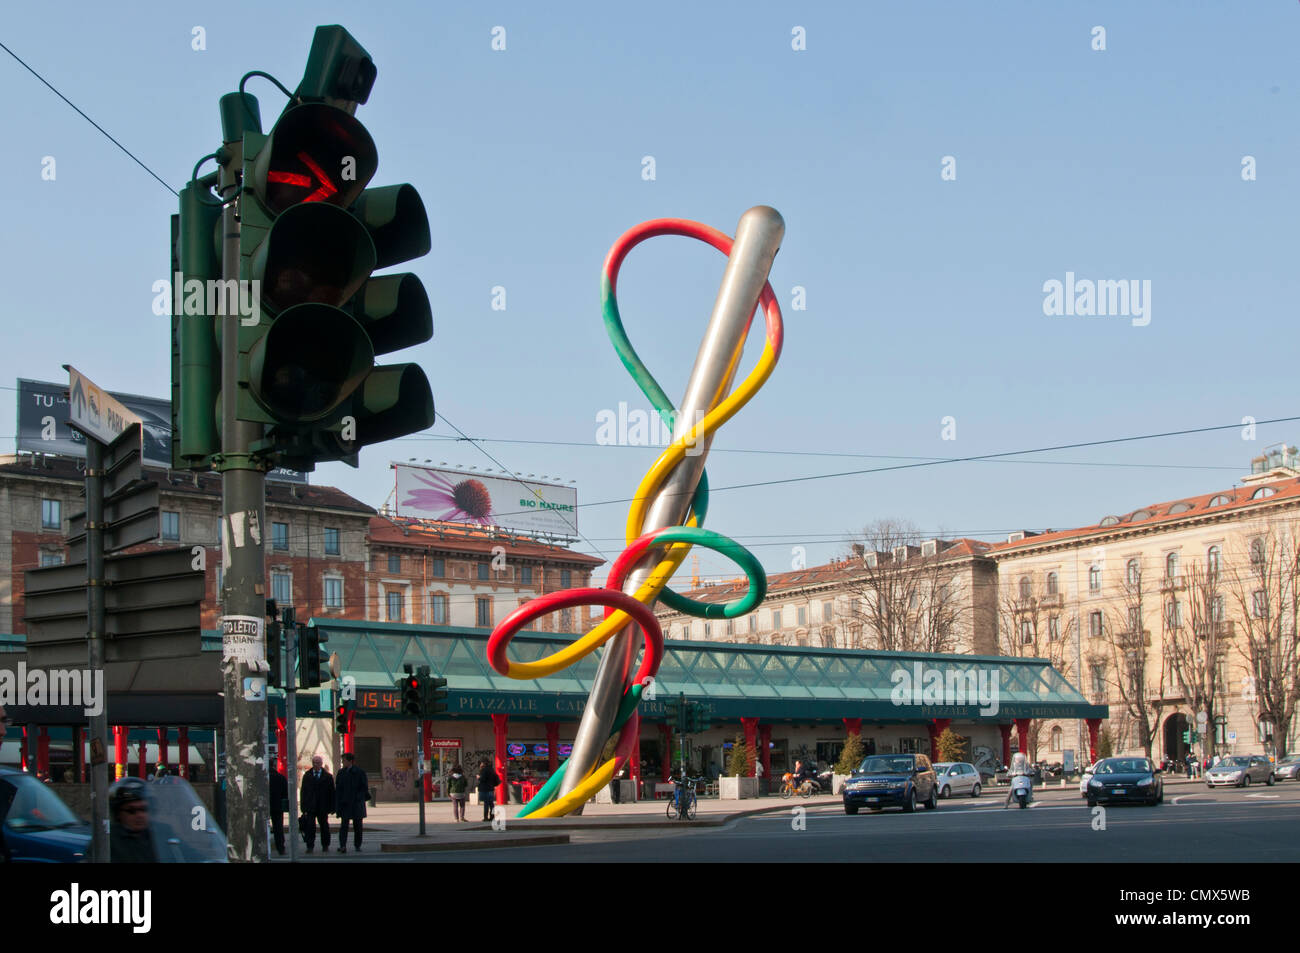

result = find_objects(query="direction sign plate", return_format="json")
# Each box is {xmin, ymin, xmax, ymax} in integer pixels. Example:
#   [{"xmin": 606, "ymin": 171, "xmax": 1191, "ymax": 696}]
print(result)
[{"xmin": 64, "ymin": 365, "xmax": 142, "ymax": 446}]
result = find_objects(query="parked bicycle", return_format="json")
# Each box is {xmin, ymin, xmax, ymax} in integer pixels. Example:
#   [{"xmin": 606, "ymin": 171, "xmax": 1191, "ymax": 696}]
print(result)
[{"xmin": 667, "ymin": 776, "xmax": 704, "ymax": 820}]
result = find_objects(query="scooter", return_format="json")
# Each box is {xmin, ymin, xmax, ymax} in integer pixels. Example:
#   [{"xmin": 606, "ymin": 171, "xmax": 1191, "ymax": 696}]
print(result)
[{"xmin": 1011, "ymin": 773, "xmax": 1033, "ymax": 808}]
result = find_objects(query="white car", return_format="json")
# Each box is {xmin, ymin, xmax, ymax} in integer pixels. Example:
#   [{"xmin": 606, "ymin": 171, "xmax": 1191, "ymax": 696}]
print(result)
[
  {"xmin": 932, "ymin": 762, "xmax": 982, "ymax": 798},
  {"xmin": 1079, "ymin": 763, "xmax": 1097, "ymax": 798}
]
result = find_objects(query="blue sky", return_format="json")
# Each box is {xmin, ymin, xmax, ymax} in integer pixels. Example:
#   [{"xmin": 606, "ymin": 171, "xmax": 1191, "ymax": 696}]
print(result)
[{"xmin": 3, "ymin": 1, "xmax": 1299, "ymax": 583}]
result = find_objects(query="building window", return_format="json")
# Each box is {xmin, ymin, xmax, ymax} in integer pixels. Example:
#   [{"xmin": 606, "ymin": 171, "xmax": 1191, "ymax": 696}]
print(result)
[
  {"xmin": 1127, "ymin": 607, "xmax": 1141, "ymax": 633},
  {"xmin": 476, "ymin": 597, "xmax": 492, "ymax": 627},
  {"xmin": 474, "ymin": 562, "xmax": 488, "ymax": 581},
  {"xmin": 39, "ymin": 552, "xmax": 64, "ymax": 567},
  {"xmin": 748, "ymin": 616, "xmax": 756, "ymax": 634},
  {"xmin": 1046, "ymin": 572, "xmax": 1058, "ymax": 596},
  {"xmin": 1050, "ymin": 726, "xmax": 1062, "ymax": 751},
  {"xmin": 1089, "ymin": 611, "xmax": 1103, "ymax": 638},
  {"xmin": 1253, "ymin": 590, "xmax": 1269, "ymax": 619},
  {"xmin": 41, "ymin": 499, "xmax": 61, "ymax": 530},
  {"xmin": 1210, "ymin": 595, "xmax": 1225, "ymax": 623},
  {"xmin": 161, "ymin": 511, "xmax": 180, "ymax": 541},
  {"xmin": 323, "ymin": 577, "xmax": 343, "ymax": 609},
  {"xmin": 797, "ymin": 606, "xmax": 807, "ymax": 626},
  {"xmin": 1126, "ymin": 559, "xmax": 1141, "ymax": 587},
  {"xmin": 386, "ymin": 590, "xmax": 404, "ymax": 622},
  {"xmin": 822, "ymin": 601, "xmax": 833, "ymax": 622},
  {"xmin": 726, "ymin": 618, "xmax": 734, "ymax": 636},
  {"xmin": 215, "ymin": 565, "xmax": 223, "ymax": 596},
  {"xmin": 1165, "ymin": 600, "xmax": 1182, "ymax": 629},
  {"xmin": 1018, "ymin": 576, "xmax": 1031, "ymax": 600},
  {"xmin": 1165, "ymin": 552, "xmax": 1179, "ymax": 580},
  {"xmin": 560, "ymin": 608, "xmax": 573, "ymax": 631},
  {"xmin": 1090, "ymin": 664, "xmax": 1106, "ymax": 697},
  {"xmin": 520, "ymin": 565, "xmax": 533, "ymax": 585},
  {"xmin": 431, "ymin": 594, "xmax": 448, "ymax": 624},
  {"xmin": 1250, "ymin": 538, "xmax": 1266, "ymax": 569},
  {"xmin": 1089, "ymin": 565, "xmax": 1101, "ymax": 592},
  {"xmin": 771, "ymin": 609, "xmax": 782, "ymax": 631},
  {"xmin": 431, "ymin": 558, "xmax": 445, "ymax": 577},
  {"xmin": 561, "ymin": 569, "xmax": 572, "ymax": 588},
  {"xmin": 272, "ymin": 522, "xmax": 288, "ymax": 551},
  {"xmin": 388, "ymin": 553, "xmax": 401, "ymax": 574},
  {"xmin": 1207, "ymin": 546, "xmax": 1221, "ymax": 579},
  {"xmin": 1020, "ymin": 620, "xmax": 1033, "ymax": 645},
  {"xmin": 1048, "ymin": 616, "xmax": 1060, "ymax": 641},
  {"xmin": 272, "ymin": 572, "xmax": 292, "ymax": 607},
  {"xmin": 324, "ymin": 527, "xmax": 340, "ymax": 555}
]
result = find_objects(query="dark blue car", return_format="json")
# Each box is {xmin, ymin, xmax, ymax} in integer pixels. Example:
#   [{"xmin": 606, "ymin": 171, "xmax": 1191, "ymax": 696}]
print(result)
[
  {"xmin": 842, "ymin": 753, "xmax": 939, "ymax": 814},
  {"xmin": 0, "ymin": 767, "xmax": 91, "ymax": 862}
]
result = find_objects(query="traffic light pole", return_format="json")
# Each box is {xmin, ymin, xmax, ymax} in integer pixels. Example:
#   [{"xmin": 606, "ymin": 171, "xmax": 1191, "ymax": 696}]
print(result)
[
  {"xmin": 85, "ymin": 439, "xmax": 109, "ymax": 862},
  {"xmin": 285, "ymin": 622, "xmax": 299, "ymax": 864},
  {"xmin": 416, "ymin": 719, "xmax": 426, "ymax": 836},
  {"xmin": 218, "ymin": 93, "xmax": 269, "ymax": 863}
]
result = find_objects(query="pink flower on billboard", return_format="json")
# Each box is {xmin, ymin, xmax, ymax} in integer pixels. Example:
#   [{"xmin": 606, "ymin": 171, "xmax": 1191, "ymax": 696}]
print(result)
[{"xmin": 401, "ymin": 469, "xmax": 495, "ymax": 525}]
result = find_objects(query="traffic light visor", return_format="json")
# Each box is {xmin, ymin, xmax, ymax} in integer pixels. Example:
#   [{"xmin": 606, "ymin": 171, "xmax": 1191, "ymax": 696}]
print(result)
[{"xmin": 252, "ymin": 103, "xmax": 377, "ymax": 214}]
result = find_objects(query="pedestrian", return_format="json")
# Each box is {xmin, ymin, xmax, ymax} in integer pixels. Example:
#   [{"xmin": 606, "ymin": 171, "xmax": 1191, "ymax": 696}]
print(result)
[
  {"xmin": 300, "ymin": 754, "xmax": 335, "ymax": 854},
  {"xmin": 153, "ymin": 762, "xmax": 168, "ymax": 781},
  {"xmin": 334, "ymin": 752, "xmax": 369, "ymax": 853},
  {"xmin": 447, "ymin": 763, "xmax": 469, "ymax": 822},
  {"xmin": 1186, "ymin": 758, "xmax": 1194, "ymax": 780},
  {"xmin": 108, "ymin": 778, "xmax": 157, "ymax": 863},
  {"xmin": 1212, "ymin": 754, "xmax": 1221, "ymax": 767},
  {"xmin": 269, "ymin": 764, "xmax": 288, "ymax": 856},
  {"xmin": 476, "ymin": 759, "xmax": 500, "ymax": 822}
]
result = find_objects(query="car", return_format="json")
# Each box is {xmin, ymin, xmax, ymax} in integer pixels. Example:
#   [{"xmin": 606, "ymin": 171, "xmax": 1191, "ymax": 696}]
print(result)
[
  {"xmin": 1079, "ymin": 762, "xmax": 1098, "ymax": 798},
  {"xmin": 933, "ymin": 762, "xmax": 982, "ymax": 798},
  {"xmin": 1205, "ymin": 755, "xmax": 1275, "ymax": 788},
  {"xmin": 0, "ymin": 767, "xmax": 91, "ymax": 862},
  {"xmin": 1275, "ymin": 754, "xmax": 1300, "ymax": 782},
  {"xmin": 842, "ymin": 753, "xmax": 938, "ymax": 815},
  {"xmin": 1085, "ymin": 757, "xmax": 1163, "ymax": 807}
]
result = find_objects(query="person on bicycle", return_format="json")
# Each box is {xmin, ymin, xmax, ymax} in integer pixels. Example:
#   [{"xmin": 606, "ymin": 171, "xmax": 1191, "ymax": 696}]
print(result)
[{"xmin": 792, "ymin": 760, "xmax": 816, "ymax": 791}]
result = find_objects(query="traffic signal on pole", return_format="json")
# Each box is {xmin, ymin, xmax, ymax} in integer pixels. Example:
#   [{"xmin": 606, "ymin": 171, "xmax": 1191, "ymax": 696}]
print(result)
[
  {"xmin": 171, "ymin": 183, "xmax": 224, "ymax": 469},
  {"xmin": 424, "ymin": 675, "xmax": 448, "ymax": 716},
  {"xmin": 298, "ymin": 623, "xmax": 328, "ymax": 689},
  {"xmin": 234, "ymin": 26, "xmax": 435, "ymax": 472},
  {"xmin": 334, "ymin": 700, "xmax": 353, "ymax": 734},
  {"xmin": 676, "ymin": 694, "xmax": 688, "ymax": 734},
  {"xmin": 266, "ymin": 618, "xmax": 283, "ymax": 689},
  {"xmin": 399, "ymin": 665, "xmax": 422, "ymax": 717}
]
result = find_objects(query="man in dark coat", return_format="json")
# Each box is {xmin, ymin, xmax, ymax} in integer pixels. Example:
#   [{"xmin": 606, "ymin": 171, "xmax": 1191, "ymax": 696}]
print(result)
[
  {"xmin": 476, "ymin": 759, "xmax": 501, "ymax": 822},
  {"xmin": 334, "ymin": 752, "xmax": 369, "ymax": 853},
  {"xmin": 300, "ymin": 755, "xmax": 335, "ymax": 853},
  {"xmin": 269, "ymin": 765, "xmax": 288, "ymax": 856}
]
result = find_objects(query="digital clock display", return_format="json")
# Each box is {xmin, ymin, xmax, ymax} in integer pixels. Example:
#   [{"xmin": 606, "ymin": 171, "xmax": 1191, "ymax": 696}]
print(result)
[{"xmin": 356, "ymin": 690, "xmax": 401, "ymax": 712}]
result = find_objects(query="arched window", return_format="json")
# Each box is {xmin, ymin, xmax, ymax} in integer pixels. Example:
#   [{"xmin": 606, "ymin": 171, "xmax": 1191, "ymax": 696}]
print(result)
[
  {"xmin": 1049, "ymin": 726, "xmax": 1062, "ymax": 751},
  {"xmin": 1207, "ymin": 546, "xmax": 1222, "ymax": 578},
  {"xmin": 1250, "ymin": 538, "xmax": 1266, "ymax": 568},
  {"xmin": 1126, "ymin": 559, "xmax": 1141, "ymax": 587},
  {"xmin": 1046, "ymin": 572, "xmax": 1059, "ymax": 596},
  {"xmin": 1089, "ymin": 565, "xmax": 1101, "ymax": 592},
  {"xmin": 1018, "ymin": 576, "xmax": 1032, "ymax": 600},
  {"xmin": 1165, "ymin": 552, "xmax": 1179, "ymax": 580}
]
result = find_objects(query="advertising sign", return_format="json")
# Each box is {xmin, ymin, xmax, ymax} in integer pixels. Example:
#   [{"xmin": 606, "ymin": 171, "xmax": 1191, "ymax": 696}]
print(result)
[
  {"xmin": 15, "ymin": 377, "xmax": 307, "ymax": 483},
  {"xmin": 394, "ymin": 463, "xmax": 577, "ymax": 536}
]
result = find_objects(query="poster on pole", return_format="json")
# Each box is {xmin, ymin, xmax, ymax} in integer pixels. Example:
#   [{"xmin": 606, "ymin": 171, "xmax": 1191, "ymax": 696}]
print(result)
[
  {"xmin": 221, "ymin": 615, "xmax": 265, "ymax": 664},
  {"xmin": 393, "ymin": 463, "xmax": 578, "ymax": 536}
]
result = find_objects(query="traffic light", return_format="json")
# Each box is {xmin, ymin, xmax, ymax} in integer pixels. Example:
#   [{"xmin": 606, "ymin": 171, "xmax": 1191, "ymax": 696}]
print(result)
[
  {"xmin": 171, "ymin": 183, "xmax": 223, "ymax": 469},
  {"xmin": 298, "ymin": 623, "xmax": 329, "ymax": 689},
  {"xmin": 234, "ymin": 26, "xmax": 435, "ymax": 472},
  {"xmin": 675, "ymin": 694, "xmax": 688, "ymax": 734},
  {"xmin": 424, "ymin": 675, "xmax": 448, "ymax": 716},
  {"xmin": 335, "ymin": 699, "xmax": 353, "ymax": 734},
  {"xmin": 266, "ymin": 617, "xmax": 283, "ymax": 689},
  {"xmin": 399, "ymin": 665, "xmax": 422, "ymax": 717},
  {"xmin": 1182, "ymin": 729, "xmax": 1191, "ymax": 744}
]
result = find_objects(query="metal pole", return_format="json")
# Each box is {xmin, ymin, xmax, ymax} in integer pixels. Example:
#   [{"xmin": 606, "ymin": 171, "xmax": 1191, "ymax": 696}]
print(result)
[
  {"xmin": 85, "ymin": 438, "xmax": 109, "ymax": 862},
  {"xmin": 286, "ymin": 624, "xmax": 299, "ymax": 864},
  {"xmin": 218, "ymin": 96, "xmax": 269, "ymax": 862},
  {"xmin": 560, "ymin": 206, "xmax": 784, "ymax": 802},
  {"xmin": 416, "ymin": 720, "xmax": 426, "ymax": 836}
]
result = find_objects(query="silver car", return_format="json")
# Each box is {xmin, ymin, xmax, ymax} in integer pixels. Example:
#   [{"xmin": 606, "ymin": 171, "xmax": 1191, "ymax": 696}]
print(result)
[
  {"xmin": 1205, "ymin": 754, "xmax": 1275, "ymax": 788},
  {"xmin": 933, "ymin": 762, "xmax": 982, "ymax": 798},
  {"xmin": 1275, "ymin": 754, "xmax": 1300, "ymax": 781}
]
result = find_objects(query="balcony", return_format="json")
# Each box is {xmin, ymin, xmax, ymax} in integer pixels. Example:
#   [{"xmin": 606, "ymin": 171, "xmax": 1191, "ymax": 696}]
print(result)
[
  {"xmin": 1117, "ymin": 629, "xmax": 1151, "ymax": 648},
  {"xmin": 1160, "ymin": 575, "xmax": 1186, "ymax": 592},
  {"xmin": 1039, "ymin": 592, "xmax": 1064, "ymax": 609},
  {"xmin": 1194, "ymin": 621, "xmax": 1235, "ymax": 640}
]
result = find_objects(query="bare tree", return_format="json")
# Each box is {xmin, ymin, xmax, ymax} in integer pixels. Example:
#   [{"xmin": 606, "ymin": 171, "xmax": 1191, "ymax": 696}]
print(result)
[
  {"xmin": 1163, "ymin": 558, "xmax": 1229, "ymax": 760},
  {"xmin": 996, "ymin": 583, "xmax": 1076, "ymax": 760},
  {"xmin": 841, "ymin": 520, "xmax": 969, "ymax": 653},
  {"xmin": 1226, "ymin": 520, "xmax": 1300, "ymax": 759},
  {"xmin": 1100, "ymin": 560, "xmax": 1168, "ymax": 758}
]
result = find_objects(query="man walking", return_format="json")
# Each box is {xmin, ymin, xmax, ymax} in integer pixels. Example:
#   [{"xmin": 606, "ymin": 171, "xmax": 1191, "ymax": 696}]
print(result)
[
  {"xmin": 335, "ymin": 752, "xmax": 369, "ymax": 853},
  {"xmin": 269, "ymin": 764, "xmax": 288, "ymax": 856},
  {"xmin": 300, "ymin": 754, "xmax": 335, "ymax": 854}
]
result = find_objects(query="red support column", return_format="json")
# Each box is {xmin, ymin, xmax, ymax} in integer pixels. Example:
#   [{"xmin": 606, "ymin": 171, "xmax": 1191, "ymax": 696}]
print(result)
[
  {"xmin": 179, "ymin": 727, "xmax": 190, "ymax": 779},
  {"xmin": 999, "ymin": 724, "xmax": 1012, "ymax": 767},
  {"xmin": 1086, "ymin": 718, "xmax": 1101, "ymax": 764},
  {"xmin": 759, "ymin": 724, "xmax": 772, "ymax": 791},
  {"xmin": 1014, "ymin": 718, "xmax": 1031, "ymax": 760},
  {"xmin": 73, "ymin": 727, "xmax": 86, "ymax": 782},
  {"xmin": 843, "ymin": 717, "xmax": 862, "ymax": 737},
  {"xmin": 491, "ymin": 713, "xmax": 509, "ymax": 806},
  {"xmin": 37, "ymin": 726, "xmax": 50, "ymax": 779},
  {"xmin": 274, "ymin": 720, "xmax": 286, "ymax": 776},
  {"xmin": 20, "ymin": 726, "xmax": 28, "ymax": 772},
  {"xmin": 741, "ymin": 717, "xmax": 758, "ymax": 776},
  {"xmin": 422, "ymin": 719, "xmax": 433, "ymax": 802},
  {"xmin": 545, "ymin": 722, "xmax": 559, "ymax": 775},
  {"xmin": 927, "ymin": 718, "xmax": 951, "ymax": 763},
  {"xmin": 137, "ymin": 740, "xmax": 147, "ymax": 778},
  {"xmin": 660, "ymin": 724, "xmax": 673, "ymax": 780},
  {"xmin": 113, "ymin": 726, "xmax": 128, "ymax": 780},
  {"xmin": 156, "ymin": 727, "xmax": 168, "ymax": 772},
  {"xmin": 628, "ymin": 711, "xmax": 642, "ymax": 801}
]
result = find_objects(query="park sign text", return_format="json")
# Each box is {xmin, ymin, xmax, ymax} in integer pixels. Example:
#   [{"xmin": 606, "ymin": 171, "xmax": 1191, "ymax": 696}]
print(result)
[{"xmin": 63, "ymin": 365, "xmax": 141, "ymax": 446}]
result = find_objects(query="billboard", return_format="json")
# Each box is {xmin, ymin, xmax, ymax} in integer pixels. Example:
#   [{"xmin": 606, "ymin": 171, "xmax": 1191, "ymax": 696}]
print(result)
[
  {"xmin": 15, "ymin": 378, "xmax": 306, "ymax": 483},
  {"xmin": 393, "ymin": 464, "xmax": 577, "ymax": 536}
]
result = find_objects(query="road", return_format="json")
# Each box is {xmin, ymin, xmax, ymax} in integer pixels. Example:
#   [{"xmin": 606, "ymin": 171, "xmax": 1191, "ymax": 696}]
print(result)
[{"xmin": 366, "ymin": 781, "xmax": 1300, "ymax": 862}]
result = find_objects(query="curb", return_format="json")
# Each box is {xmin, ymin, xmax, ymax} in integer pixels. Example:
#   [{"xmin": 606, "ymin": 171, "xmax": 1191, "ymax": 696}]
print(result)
[
  {"xmin": 380, "ymin": 833, "xmax": 571, "ymax": 853},
  {"xmin": 450, "ymin": 800, "xmax": 816, "ymax": 832}
]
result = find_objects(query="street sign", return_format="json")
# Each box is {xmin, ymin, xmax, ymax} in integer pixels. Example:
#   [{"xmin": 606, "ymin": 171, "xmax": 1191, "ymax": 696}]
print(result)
[
  {"xmin": 24, "ymin": 546, "xmax": 205, "ymax": 666},
  {"xmin": 1227, "ymin": 731, "xmax": 1237, "ymax": 743},
  {"xmin": 65, "ymin": 423, "xmax": 158, "ymax": 561},
  {"xmin": 64, "ymin": 365, "xmax": 141, "ymax": 446},
  {"xmin": 1197, "ymin": 711, "xmax": 1208, "ymax": 727}
]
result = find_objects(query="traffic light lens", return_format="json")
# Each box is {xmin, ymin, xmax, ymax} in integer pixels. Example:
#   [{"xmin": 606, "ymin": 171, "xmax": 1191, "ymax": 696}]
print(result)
[
  {"xmin": 253, "ymin": 104, "xmax": 377, "ymax": 214},
  {"xmin": 249, "ymin": 304, "xmax": 374, "ymax": 420},
  {"xmin": 255, "ymin": 203, "xmax": 377, "ymax": 312}
]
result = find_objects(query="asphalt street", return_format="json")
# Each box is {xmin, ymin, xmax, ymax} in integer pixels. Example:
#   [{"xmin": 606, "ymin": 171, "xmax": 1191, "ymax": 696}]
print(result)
[{"xmin": 360, "ymin": 781, "xmax": 1300, "ymax": 862}]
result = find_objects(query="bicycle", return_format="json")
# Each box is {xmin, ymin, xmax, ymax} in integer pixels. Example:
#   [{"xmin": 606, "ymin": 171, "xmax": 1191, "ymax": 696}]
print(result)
[
  {"xmin": 667, "ymin": 776, "xmax": 703, "ymax": 820},
  {"xmin": 779, "ymin": 773, "xmax": 818, "ymax": 799}
]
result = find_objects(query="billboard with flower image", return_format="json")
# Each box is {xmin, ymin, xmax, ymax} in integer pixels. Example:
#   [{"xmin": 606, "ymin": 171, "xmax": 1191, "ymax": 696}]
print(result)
[{"xmin": 393, "ymin": 463, "xmax": 578, "ymax": 536}]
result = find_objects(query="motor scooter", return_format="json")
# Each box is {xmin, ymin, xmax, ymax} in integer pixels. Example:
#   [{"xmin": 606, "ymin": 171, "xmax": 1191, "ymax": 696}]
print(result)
[{"xmin": 1011, "ymin": 772, "xmax": 1033, "ymax": 809}]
